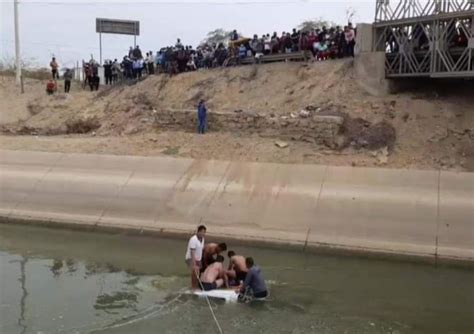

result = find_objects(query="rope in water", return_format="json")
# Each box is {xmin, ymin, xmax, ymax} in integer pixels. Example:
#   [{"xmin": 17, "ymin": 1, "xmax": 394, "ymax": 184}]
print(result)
[{"xmin": 194, "ymin": 271, "xmax": 225, "ymax": 334}]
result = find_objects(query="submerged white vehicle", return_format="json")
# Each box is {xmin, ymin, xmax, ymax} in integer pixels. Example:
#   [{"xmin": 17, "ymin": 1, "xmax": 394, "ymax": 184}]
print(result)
[
  {"xmin": 190, "ymin": 288, "xmax": 268, "ymax": 303},
  {"xmin": 190, "ymin": 288, "xmax": 240, "ymax": 302}
]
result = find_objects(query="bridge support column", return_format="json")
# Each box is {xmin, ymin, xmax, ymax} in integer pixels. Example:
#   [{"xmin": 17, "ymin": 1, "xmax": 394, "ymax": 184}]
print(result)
[{"xmin": 354, "ymin": 23, "xmax": 391, "ymax": 96}]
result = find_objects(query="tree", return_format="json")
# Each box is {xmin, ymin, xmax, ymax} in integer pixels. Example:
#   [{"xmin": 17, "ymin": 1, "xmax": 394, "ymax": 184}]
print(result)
[
  {"xmin": 201, "ymin": 28, "xmax": 234, "ymax": 46},
  {"xmin": 0, "ymin": 55, "xmax": 37, "ymax": 70},
  {"xmin": 298, "ymin": 18, "xmax": 337, "ymax": 32},
  {"xmin": 346, "ymin": 7, "xmax": 357, "ymax": 25}
]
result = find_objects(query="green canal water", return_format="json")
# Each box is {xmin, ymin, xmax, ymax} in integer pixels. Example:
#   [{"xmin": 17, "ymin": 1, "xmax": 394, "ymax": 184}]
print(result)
[{"xmin": 0, "ymin": 224, "xmax": 473, "ymax": 334}]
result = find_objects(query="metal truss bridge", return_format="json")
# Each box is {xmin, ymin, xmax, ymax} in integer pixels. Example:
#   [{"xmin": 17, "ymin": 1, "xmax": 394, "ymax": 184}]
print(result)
[{"xmin": 373, "ymin": 0, "xmax": 474, "ymax": 78}]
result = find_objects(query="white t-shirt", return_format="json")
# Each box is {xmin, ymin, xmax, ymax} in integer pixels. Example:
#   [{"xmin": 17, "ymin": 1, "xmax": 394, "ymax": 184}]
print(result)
[{"xmin": 185, "ymin": 235, "xmax": 204, "ymax": 261}]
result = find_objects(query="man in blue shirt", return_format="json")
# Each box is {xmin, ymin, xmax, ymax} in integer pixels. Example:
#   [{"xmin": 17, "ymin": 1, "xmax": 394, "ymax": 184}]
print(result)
[
  {"xmin": 197, "ymin": 99, "xmax": 207, "ymax": 134},
  {"xmin": 238, "ymin": 257, "xmax": 268, "ymax": 300}
]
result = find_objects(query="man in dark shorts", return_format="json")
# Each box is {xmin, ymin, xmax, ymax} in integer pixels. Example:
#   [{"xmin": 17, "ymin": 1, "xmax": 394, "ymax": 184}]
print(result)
[
  {"xmin": 50, "ymin": 57, "xmax": 59, "ymax": 79},
  {"xmin": 200, "ymin": 255, "xmax": 228, "ymax": 291},
  {"xmin": 226, "ymin": 250, "xmax": 248, "ymax": 284}
]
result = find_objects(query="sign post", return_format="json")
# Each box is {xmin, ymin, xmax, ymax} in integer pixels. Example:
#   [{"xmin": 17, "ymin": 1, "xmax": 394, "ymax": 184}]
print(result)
[
  {"xmin": 99, "ymin": 32, "xmax": 102, "ymax": 65},
  {"xmin": 96, "ymin": 18, "xmax": 140, "ymax": 64}
]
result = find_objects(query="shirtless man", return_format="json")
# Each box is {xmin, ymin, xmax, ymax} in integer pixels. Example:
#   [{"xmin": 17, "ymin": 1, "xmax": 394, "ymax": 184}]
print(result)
[
  {"xmin": 201, "ymin": 242, "xmax": 227, "ymax": 271},
  {"xmin": 226, "ymin": 250, "xmax": 248, "ymax": 284},
  {"xmin": 199, "ymin": 255, "xmax": 228, "ymax": 291}
]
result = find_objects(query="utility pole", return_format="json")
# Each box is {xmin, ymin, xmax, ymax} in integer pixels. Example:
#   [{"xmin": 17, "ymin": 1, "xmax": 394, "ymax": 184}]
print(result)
[{"xmin": 14, "ymin": 0, "xmax": 21, "ymax": 85}]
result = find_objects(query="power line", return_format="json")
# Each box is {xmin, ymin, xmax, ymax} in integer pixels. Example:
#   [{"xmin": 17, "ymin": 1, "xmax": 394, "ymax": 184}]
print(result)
[
  {"xmin": 0, "ymin": 0, "xmax": 320, "ymax": 4},
  {"xmin": 0, "ymin": 38, "xmax": 128, "ymax": 51}
]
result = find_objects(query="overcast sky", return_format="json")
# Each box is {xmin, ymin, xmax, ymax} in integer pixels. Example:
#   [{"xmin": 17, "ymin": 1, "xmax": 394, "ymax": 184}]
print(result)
[{"xmin": 1, "ymin": 0, "xmax": 375, "ymax": 68}]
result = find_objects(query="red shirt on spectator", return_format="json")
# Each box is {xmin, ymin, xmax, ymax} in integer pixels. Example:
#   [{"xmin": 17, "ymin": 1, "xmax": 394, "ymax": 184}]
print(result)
[{"xmin": 307, "ymin": 33, "xmax": 317, "ymax": 50}]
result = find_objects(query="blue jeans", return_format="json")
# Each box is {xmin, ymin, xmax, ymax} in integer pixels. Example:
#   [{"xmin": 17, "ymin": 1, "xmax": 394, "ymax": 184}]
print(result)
[{"xmin": 198, "ymin": 115, "xmax": 207, "ymax": 134}]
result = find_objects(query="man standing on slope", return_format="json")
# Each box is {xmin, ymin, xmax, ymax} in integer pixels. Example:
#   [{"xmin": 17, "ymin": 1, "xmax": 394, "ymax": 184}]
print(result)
[
  {"xmin": 50, "ymin": 57, "xmax": 59, "ymax": 80},
  {"xmin": 63, "ymin": 68, "xmax": 72, "ymax": 93},
  {"xmin": 197, "ymin": 99, "xmax": 208, "ymax": 134},
  {"xmin": 185, "ymin": 225, "xmax": 206, "ymax": 289}
]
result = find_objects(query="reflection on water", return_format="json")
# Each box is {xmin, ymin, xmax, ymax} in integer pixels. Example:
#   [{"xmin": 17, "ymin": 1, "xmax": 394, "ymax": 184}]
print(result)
[
  {"xmin": 0, "ymin": 223, "xmax": 473, "ymax": 334},
  {"xmin": 95, "ymin": 291, "xmax": 139, "ymax": 312},
  {"xmin": 18, "ymin": 257, "xmax": 28, "ymax": 334}
]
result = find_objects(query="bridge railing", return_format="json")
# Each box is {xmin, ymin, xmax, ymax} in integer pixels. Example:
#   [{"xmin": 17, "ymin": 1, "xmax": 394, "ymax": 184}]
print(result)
[
  {"xmin": 375, "ymin": 0, "xmax": 473, "ymax": 22},
  {"xmin": 373, "ymin": 1, "xmax": 474, "ymax": 78}
]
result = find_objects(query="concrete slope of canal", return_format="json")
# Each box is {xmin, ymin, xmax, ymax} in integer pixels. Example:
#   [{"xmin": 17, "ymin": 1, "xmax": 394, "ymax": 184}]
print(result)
[{"xmin": 0, "ymin": 149, "xmax": 473, "ymax": 262}]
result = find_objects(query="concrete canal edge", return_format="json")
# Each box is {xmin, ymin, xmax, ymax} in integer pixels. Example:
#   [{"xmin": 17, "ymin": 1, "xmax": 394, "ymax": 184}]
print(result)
[{"xmin": 1, "ymin": 150, "xmax": 473, "ymax": 265}]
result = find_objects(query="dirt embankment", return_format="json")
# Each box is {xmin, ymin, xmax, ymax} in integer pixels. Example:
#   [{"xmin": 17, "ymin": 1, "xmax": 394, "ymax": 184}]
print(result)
[{"xmin": 1, "ymin": 60, "xmax": 473, "ymax": 171}]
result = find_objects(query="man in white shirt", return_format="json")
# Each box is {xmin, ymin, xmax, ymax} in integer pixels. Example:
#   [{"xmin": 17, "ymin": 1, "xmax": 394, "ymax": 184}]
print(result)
[{"xmin": 185, "ymin": 225, "xmax": 206, "ymax": 289}]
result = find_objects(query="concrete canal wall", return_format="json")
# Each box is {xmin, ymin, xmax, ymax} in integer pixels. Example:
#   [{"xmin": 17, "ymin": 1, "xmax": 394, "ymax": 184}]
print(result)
[{"xmin": 0, "ymin": 150, "xmax": 472, "ymax": 262}]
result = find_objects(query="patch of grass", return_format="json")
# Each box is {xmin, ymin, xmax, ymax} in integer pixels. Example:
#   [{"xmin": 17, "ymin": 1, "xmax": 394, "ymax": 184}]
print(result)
[{"xmin": 161, "ymin": 146, "xmax": 180, "ymax": 155}]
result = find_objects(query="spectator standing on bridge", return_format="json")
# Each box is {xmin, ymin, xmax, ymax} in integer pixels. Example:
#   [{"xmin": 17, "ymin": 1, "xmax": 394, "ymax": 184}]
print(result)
[
  {"xmin": 133, "ymin": 45, "xmax": 142, "ymax": 59},
  {"xmin": 335, "ymin": 26, "xmax": 345, "ymax": 58},
  {"xmin": 197, "ymin": 99, "xmax": 207, "ymax": 134},
  {"xmin": 104, "ymin": 60, "xmax": 112, "ymax": 85},
  {"xmin": 291, "ymin": 29, "xmax": 299, "ymax": 51},
  {"xmin": 231, "ymin": 30, "xmax": 239, "ymax": 41},
  {"xmin": 63, "ymin": 68, "xmax": 72, "ymax": 93},
  {"xmin": 138, "ymin": 58, "xmax": 145, "ymax": 77},
  {"xmin": 299, "ymin": 32, "xmax": 309, "ymax": 54},
  {"xmin": 318, "ymin": 26, "xmax": 328, "ymax": 43},
  {"xmin": 122, "ymin": 56, "xmax": 132, "ymax": 79},
  {"xmin": 264, "ymin": 34, "xmax": 271, "ymax": 55},
  {"xmin": 254, "ymin": 37, "xmax": 265, "ymax": 60},
  {"xmin": 155, "ymin": 51, "xmax": 162, "ymax": 68},
  {"xmin": 132, "ymin": 58, "xmax": 140, "ymax": 78},
  {"xmin": 238, "ymin": 44, "xmax": 247, "ymax": 63},
  {"xmin": 344, "ymin": 25, "xmax": 356, "ymax": 57},
  {"xmin": 250, "ymin": 35, "xmax": 259, "ymax": 55},
  {"xmin": 89, "ymin": 63, "xmax": 100, "ymax": 91},
  {"xmin": 271, "ymin": 32, "xmax": 279, "ymax": 53},
  {"xmin": 50, "ymin": 57, "xmax": 59, "ymax": 80},
  {"xmin": 307, "ymin": 31, "xmax": 317, "ymax": 56},
  {"xmin": 147, "ymin": 51, "xmax": 155, "ymax": 74},
  {"xmin": 144, "ymin": 52, "xmax": 150, "ymax": 74},
  {"xmin": 284, "ymin": 32, "xmax": 293, "ymax": 53},
  {"xmin": 187, "ymin": 54, "xmax": 197, "ymax": 71},
  {"xmin": 112, "ymin": 59, "xmax": 121, "ymax": 83},
  {"xmin": 279, "ymin": 31, "xmax": 286, "ymax": 53}
]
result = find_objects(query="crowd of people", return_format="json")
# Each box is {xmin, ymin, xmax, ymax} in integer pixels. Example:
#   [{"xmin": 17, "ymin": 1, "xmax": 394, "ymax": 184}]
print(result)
[
  {"xmin": 185, "ymin": 225, "xmax": 268, "ymax": 300},
  {"xmin": 92, "ymin": 23, "xmax": 357, "ymax": 82},
  {"xmin": 47, "ymin": 23, "xmax": 357, "ymax": 93},
  {"xmin": 385, "ymin": 22, "xmax": 470, "ymax": 54},
  {"xmin": 146, "ymin": 24, "xmax": 356, "ymax": 75}
]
